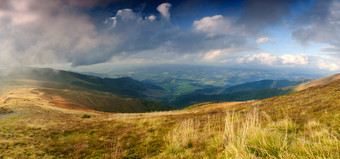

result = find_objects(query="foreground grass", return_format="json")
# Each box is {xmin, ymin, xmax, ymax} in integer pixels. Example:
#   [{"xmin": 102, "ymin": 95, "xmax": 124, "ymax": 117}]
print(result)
[
  {"xmin": 160, "ymin": 109, "xmax": 339, "ymax": 159},
  {"xmin": 0, "ymin": 104, "xmax": 338, "ymax": 158},
  {"xmin": 0, "ymin": 107, "xmax": 12, "ymax": 114},
  {"xmin": 1, "ymin": 79, "xmax": 340, "ymax": 158}
]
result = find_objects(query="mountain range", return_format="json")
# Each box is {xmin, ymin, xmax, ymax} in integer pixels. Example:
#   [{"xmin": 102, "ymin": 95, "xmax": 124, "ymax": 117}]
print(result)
[
  {"xmin": 0, "ymin": 67, "xmax": 338, "ymax": 158},
  {"xmin": 80, "ymin": 64, "xmax": 322, "ymax": 95},
  {"xmin": 0, "ymin": 67, "xmax": 175, "ymax": 113}
]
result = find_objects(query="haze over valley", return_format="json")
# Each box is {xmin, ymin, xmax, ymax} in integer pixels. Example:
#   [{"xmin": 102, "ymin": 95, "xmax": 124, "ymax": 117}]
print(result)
[{"xmin": 0, "ymin": 0, "xmax": 339, "ymax": 158}]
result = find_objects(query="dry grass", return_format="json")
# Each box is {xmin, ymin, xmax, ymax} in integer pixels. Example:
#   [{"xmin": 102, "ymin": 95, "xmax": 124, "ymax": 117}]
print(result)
[
  {"xmin": 295, "ymin": 73, "xmax": 340, "ymax": 91},
  {"xmin": 0, "ymin": 80, "xmax": 339, "ymax": 158},
  {"xmin": 156, "ymin": 109, "xmax": 339, "ymax": 159}
]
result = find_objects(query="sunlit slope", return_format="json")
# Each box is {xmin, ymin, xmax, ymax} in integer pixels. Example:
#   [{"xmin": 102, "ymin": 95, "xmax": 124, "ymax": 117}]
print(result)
[
  {"xmin": 0, "ymin": 79, "xmax": 94, "ymax": 95},
  {"xmin": 172, "ymin": 73, "xmax": 340, "ymax": 107},
  {"xmin": 172, "ymin": 87, "xmax": 293, "ymax": 107},
  {"xmin": 0, "ymin": 107, "xmax": 12, "ymax": 114},
  {"xmin": 194, "ymin": 79, "xmax": 310, "ymax": 95},
  {"xmin": 170, "ymin": 79, "xmax": 311, "ymax": 107},
  {"xmin": 295, "ymin": 73, "xmax": 340, "ymax": 91},
  {"xmin": 0, "ymin": 67, "xmax": 170, "ymax": 100},
  {"xmin": 0, "ymin": 87, "xmax": 176, "ymax": 113},
  {"xmin": 227, "ymin": 78, "xmax": 340, "ymax": 124},
  {"xmin": 0, "ymin": 74, "xmax": 339, "ymax": 158},
  {"xmin": 185, "ymin": 78, "xmax": 340, "ymax": 124}
]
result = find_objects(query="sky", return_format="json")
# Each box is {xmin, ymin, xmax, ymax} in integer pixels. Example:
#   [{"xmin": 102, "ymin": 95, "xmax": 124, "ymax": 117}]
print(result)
[{"xmin": 0, "ymin": 0, "xmax": 339, "ymax": 73}]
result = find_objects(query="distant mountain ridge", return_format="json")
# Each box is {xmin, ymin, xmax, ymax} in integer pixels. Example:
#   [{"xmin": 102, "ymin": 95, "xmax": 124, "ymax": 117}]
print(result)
[
  {"xmin": 171, "ymin": 79, "xmax": 311, "ymax": 107},
  {"xmin": 83, "ymin": 64, "xmax": 322, "ymax": 95},
  {"xmin": 0, "ymin": 67, "xmax": 170, "ymax": 101},
  {"xmin": 193, "ymin": 79, "xmax": 311, "ymax": 95},
  {"xmin": 294, "ymin": 73, "xmax": 340, "ymax": 91},
  {"xmin": 171, "ymin": 88, "xmax": 293, "ymax": 107},
  {"xmin": 0, "ymin": 67, "xmax": 176, "ymax": 113}
]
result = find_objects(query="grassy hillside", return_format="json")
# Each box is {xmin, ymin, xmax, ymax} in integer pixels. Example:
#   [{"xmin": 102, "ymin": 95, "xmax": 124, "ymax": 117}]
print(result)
[
  {"xmin": 38, "ymin": 88, "xmax": 176, "ymax": 113},
  {"xmin": 86, "ymin": 64, "xmax": 321, "ymax": 95},
  {"xmin": 295, "ymin": 73, "xmax": 340, "ymax": 91},
  {"xmin": 172, "ymin": 88, "xmax": 293, "ymax": 107},
  {"xmin": 0, "ymin": 74, "xmax": 338, "ymax": 158},
  {"xmin": 0, "ymin": 67, "xmax": 170, "ymax": 101},
  {"xmin": 170, "ymin": 79, "xmax": 309, "ymax": 107},
  {"xmin": 0, "ymin": 79, "xmax": 176, "ymax": 113},
  {"xmin": 0, "ymin": 107, "xmax": 12, "ymax": 114},
  {"xmin": 145, "ymin": 77, "xmax": 215, "ymax": 96},
  {"xmin": 195, "ymin": 79, "xmax": 310, "ymax": 95}
]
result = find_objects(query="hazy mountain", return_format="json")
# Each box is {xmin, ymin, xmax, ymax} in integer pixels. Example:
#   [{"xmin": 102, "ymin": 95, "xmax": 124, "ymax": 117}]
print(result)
[
  {"xmin": 0, "ymin": 67, "xmax": 177, "ymax": 113},
  {"xmin": 170, "ymin": 79, "xmax": 310, "ymax": 107},
  {"xmin": 294, "ymin": 73, "xmax": 340, "ymax": 91},
  {"xmin": 193, "ymin": 79, "xmax": 311, "ymax": 95},
  {"xmin": 80, "ymin": 64, "xmax": 322, "ymax": 95},
  {"xmin": 0, "ymin": 72, "xmax": 338, "ymax": 158},
  {"xmin": 0, "ymin": 67, "xmax": 170, "ymax": 101},
  {"xmin": 172, "ymin": 88, "xmax": 293, "ymax": 107}
]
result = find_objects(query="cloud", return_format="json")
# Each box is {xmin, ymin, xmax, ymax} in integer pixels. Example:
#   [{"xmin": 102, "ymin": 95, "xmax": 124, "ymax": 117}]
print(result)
[
  {"xmin": 193, "ymin": 15, "xmax": 233, "ymax": 37},
  {"xmin": 238, "ymin": 53, "xmax": 280, "ymax": 65},
  {"xmin": 320, "ymin": 45, "xmax": 340, "ymax": 55},
  {"xmin": 0, "ymin": 0, "xmax": 102, "ymax": 66},
  {"xmin": 1, "ymin": 0, "xmax": 335, "ymax": 73},
  {"xmin": 0, "ymin": 1, "xmax": 176, "ymax": 66},
  {"xmin": 237, "ymin": 0, "xmax": 295, "ymax": 34},
  {"xmin": 292, "ymin": 0, "xmax": 340, "ymax": 58},
  {"xmin": 280, "ymin": 54, "xmax": 308, "ymax": 65},
  {"xmin": 157, "ymin": 3, "xmax": 172, "ymax": 20},
  {"xmin": 148, "ymin": 15, "xmax": 156, "ymax": 21},
  {"xmin": 238, "ymin": 53, "xmax": 309, "ymax": 66},
  {"xmin": 202, "ymin": 48, "xmax": 236, "ymax": 60},
  {"xmin": 203, "ymin": 50, "xmax": 223, "ymax": 60},
  {"xmin": 256, "ymin": 37, "xmax": 275, "ymax": 44},
  {"xmin": 237, "ymin": 53, "xmax": 339, "ymax": 72},
  {"xmin": 317, "ymin": 60, "xmax": 340, "ymax": 71}
]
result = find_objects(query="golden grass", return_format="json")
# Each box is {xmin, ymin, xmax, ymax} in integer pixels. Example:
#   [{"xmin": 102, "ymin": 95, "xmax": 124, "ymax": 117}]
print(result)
[
  {"xmin": 0, "ymin": 80, "xmax": 339, "ymax": 158},
  {"xmin": 295, "ymin": 73, "xmax": 340, "ymax": 91}
]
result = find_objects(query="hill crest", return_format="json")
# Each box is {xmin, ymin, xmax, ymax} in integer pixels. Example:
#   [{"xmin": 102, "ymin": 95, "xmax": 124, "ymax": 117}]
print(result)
[{"xmin": 295, "ymin": 73, "xmax": 340, "ymax": 91}]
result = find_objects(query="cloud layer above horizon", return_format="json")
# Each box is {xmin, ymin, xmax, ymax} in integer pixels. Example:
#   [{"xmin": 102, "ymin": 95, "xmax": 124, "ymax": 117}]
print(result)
[{"xmin": 0, "ymin": 0, "xmax": 339, "ymax": 72}]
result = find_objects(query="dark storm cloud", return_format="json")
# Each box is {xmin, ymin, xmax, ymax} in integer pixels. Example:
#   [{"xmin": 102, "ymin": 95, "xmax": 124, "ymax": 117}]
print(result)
[
  {"xmin": 70, "ymin": 7, "xmax": 252, "ymax": 66},
  {"xmin": 2, "ymin": 0, "xmax": 334, "ymax": 67},
  {"xmin": 237, "ymin": 0, "xmax": 296, "ymax": 34},
  {"xmin": 0, "ymin": 0, "xmax": 103, "ymax": 66},
  {"xmin": 0, "ymin": 0, "xmax": 257, "ymax": 67}
]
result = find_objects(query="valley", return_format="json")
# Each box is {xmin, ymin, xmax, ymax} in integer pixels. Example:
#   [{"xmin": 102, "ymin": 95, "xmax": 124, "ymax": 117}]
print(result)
[
  {"xmin": 80, "ymin": 64, "xmax": 321, "ymax": 96},
  {"xmin": 0, "ymin": 68, "xmax": 339, "ymax": 158},
  {"xmin": 1, "ymin": 0, "xmax": 338, "ymax": 158},
  {"xmin": 0, "ymin": 68, "xmax": 311, "ymax": 111}
]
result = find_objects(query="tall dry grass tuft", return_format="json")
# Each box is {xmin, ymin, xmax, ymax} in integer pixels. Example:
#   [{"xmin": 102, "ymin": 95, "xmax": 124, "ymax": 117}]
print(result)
[
  {"xmin": 160, "ymin": 108, "xmax": 339, "ymax": 158},
  {"xmin": 224, "ymin": 109, "xmax": 339, "ymax": 158}
]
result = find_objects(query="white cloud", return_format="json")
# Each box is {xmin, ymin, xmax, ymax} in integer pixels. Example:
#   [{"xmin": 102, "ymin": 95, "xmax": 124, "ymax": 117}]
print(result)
[
  {"xmin": 109, "ymin": 9, "xmax": 139, "ymax": 27},
  {"xmin": 0, "ymin": 0, "xmax": 102, "ymax": 66},
  {"xmin": 116, "ymin": 9, "xmax": 137, "ymax": 20},
  {"xmin": 157, "ymin": 3, "xmax": 172, "ymax": 20},
  {"xmin": 317, "ymin": 60, "xmax": 339, "ymax": 71},
  {"xmin": 281, "ymin": 54, "xmax": 308, "ymax": 65},
  {"xmin": 193, "ymin": 15, "xmax": 232, "ymax": 37},
  {"xmin": 256, "ymin": 37, "xmax": 275, "ymax": 44},
  {"xmin": 0, "ymin": 0, "xmax": 38, "ymax": 25},
  {"xmin": 238, "ymin": 53, "xmax": 280, "ymax": 65},
  {"xmin": 202, "ymin": 47, "xmax": 246, "ymax": 61},
  {"xmin": 203, "ymin": 50, "xmax": 222, "ymax": 60},
  {"xmin": 237, "ymin": 53, "xmax": 340, "ymax": 72},
  {"xmin": 148, "ymin": 15, "xmax": 156, "ymax": 22},
  {"xmin": 238, "ymin": 53, "xmax": 310, "ymax": 66}
]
